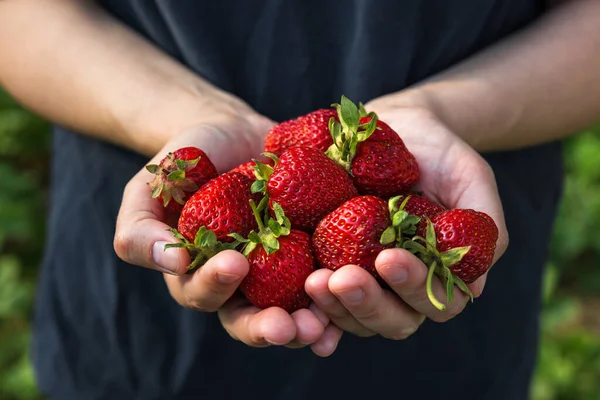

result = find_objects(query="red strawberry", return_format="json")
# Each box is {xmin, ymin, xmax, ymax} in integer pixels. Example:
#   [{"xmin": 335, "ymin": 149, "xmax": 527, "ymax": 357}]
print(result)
[
  {"xmin": 229, "ymin": 158, "xmax": 274, "ymax": 180},
  {"xmin": 166, "ymin": 172, "xmax": 260, "ymax": 271},
  {"xmin": 264, "ymin": 108, "xmax": 338, "ymax": 155},
  {"xmin": 313, "ymin": 196, "xmax": 393, "ymax": 278},
  {"xmin": 252, "ymin": 147, "xmax": 358, "ymax": 232},
  {"xmin": 146, "ymin": 146, "xmax": 218, "ymax": 213},
  {"xmin": 395, "ymin": 193, "xmax": 445, "ymax": 229},
  {"xmin": 235, "ymin": 202, "xmax": 315, "ymax": 313},
  {"xmin": 326, "ymin": 96, "xmax": 420, "ymax": 197},
  {"xmin": 405, "ymin": 208, "xmax": 499, "ymax": 310}
]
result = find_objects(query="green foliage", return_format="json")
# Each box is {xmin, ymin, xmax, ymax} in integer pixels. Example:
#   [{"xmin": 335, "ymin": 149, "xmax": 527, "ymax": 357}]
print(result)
[
  {"xmin": 1, "ymin": 85, "xmax": 600, "ymax": 400},
  {"xmin": 531, "ymin": 123, "xmax": 600, "ymax": 400},
  {"xmin": 0, "ymin": 87, "xmax": 49, "ymax": 400}
]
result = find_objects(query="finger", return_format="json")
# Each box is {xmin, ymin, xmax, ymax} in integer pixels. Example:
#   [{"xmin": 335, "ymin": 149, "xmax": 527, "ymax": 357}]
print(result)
[
  {"xmin": 114, "ymin": 168, "xmax": 193, "ymax": 274},
  {"xmin": 164, "ymin": 250, "xmax": 248, "ymax": 311},
  {"xmin": 439, "ymin": 143, "xmax": 509, "ymax": 267},
  {"xmin": 218, "ymin": 296, "xmax": 297, "ymax": 347},
  {"xmin": 305, "ymin": 269, "xmax": 376, "ymax": 337},
  {"xmin": 284, "ymin": 308, "xmax": 326, "ymax": 349},
  {"xmin": 376, "ymin": 248, "xmax": 471, "ymax": 322},
  {"xmin": 328, "ymin": 265, "xmax": 425, "ymax": 340},
  {"xmin": 310, "ymin": 323, "xmax": 344, "ymax": 357}
]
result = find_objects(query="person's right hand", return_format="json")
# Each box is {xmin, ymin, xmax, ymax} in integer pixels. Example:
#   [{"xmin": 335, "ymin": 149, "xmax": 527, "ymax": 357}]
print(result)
[{"xmin": 113, "ymin": 112, "xmax": 342, "ymax": 357}]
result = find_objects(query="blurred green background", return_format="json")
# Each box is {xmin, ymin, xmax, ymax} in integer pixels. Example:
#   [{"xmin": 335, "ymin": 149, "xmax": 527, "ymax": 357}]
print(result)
[{"xmin": 0, "ymin": 87, "xmax": 599, "ymax": 400}]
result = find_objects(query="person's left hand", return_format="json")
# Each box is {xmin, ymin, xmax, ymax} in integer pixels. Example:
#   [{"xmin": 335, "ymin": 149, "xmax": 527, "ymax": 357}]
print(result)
[{"xmin": 305, "ymin": 100, "xmax": 509, "ymax": 340}]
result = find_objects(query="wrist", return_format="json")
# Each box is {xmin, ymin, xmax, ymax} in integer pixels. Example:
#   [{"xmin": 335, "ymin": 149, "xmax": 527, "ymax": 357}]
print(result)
[
  {"xmin": 117, "ymin": 80, "xmax": 260, "ymax": 157},
  {"xmin": 366, "ymin": 86, "xmax": 484, "ymax": 150}
]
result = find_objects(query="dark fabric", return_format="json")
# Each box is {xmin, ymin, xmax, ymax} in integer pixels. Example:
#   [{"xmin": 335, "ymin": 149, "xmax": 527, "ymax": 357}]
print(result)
[{"xmin": 32, "ymin": 1, "xmax": 563, "ymax": 399}]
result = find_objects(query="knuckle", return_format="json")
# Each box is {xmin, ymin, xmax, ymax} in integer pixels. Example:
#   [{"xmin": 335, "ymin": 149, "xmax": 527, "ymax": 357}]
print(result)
[
  {"xmin": 327, "ymin": 306, "xmax": 352, "ymax": 321},
  {"xmin": 182, "ymin": 291, "xmax": 215, "ymax": 312},
  {"xmin": 113, "ymin": 229, "xmax": 133, "ymax": 263},
  {"xmin": 355, "ymin": 306, "xmax": 382, "ymax": 321}
]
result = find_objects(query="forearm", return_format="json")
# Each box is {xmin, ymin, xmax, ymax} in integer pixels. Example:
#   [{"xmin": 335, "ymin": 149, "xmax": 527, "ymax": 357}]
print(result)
[
  {"xmin": 0, "ymin": 0, "xmax": 251, "ymax": 156},
  {"xmin": 386, "ymin": 0, "xmax": 600, "ymax": 152}
]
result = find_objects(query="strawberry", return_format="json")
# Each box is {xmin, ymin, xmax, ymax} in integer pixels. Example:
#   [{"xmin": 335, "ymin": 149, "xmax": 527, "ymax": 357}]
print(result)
[
  {"xmin": 404, "ymin": 208, "xmax": 499, "ymax": 310},
  {"xmin": 313, "ymin": 195, "xmax": 421, "ymax": 279},
  {"xmin": 229, "ymin": 158, "xmax": 274, "ymax": 180},
  {"xmin": 252, "ymin": 147, "xmax": 358, "ymax": 232},
  {"xmin": 146, "ymin": 146, "xmax": 218, "ymax": 213},
  {"xmin": 234, "ymin": 201, "xmax": 315, "ymax": 313},
  {"xmin": 166, "ymin": 172, "xmax": 260, "ymax": 271},
  {"xmin": 326, "ymin": 96, "xmax": 420, "ymax": 197},
  {"xmin": 264, "ymin": 108, "xmax": 338, "ymax": 155},
  {"xmin": 394, "ymin": 193, "xmax": 445, "ymax": 230}
]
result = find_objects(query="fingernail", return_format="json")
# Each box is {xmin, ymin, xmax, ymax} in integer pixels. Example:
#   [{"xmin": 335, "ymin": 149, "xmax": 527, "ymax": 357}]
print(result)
[
  {"xmin": 216, "ymin": 272, "xmax": 241, "ymax": 284},
  {"xmin": 337, "ymin": 288, "xmax": 364, "ymax": 305},
  {"xmin": 381, "ymin": 264, "xmax": 408, "ymax": 284},
  {"xmin": 152, "ymin": 241, "xmax": 180, "ymax": 275},
  {"xmin": 265, "ymin": 338, "xmax": 286, "ymax": 346}
]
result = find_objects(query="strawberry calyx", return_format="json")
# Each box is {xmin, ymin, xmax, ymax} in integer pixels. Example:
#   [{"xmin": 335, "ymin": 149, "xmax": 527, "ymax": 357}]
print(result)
[
  {"xmin": 164, "ymin": 227, "xmax": 241, "ymax": 273},
  {"xmin": 146, "ymin": 154, "xmax": 201, "ymax": 207},
  {"xmin": 325, "ymin": 95, "xmax": 379, "ymax": 173},
  {"xmin": 402, "ymin": 217, "xmax": 473, "ymax": 311},
  {"xmin": 249, "ymin": 153, "xmax": 279, "ymax": 196},
  {"xmin": 230, "ymin": 198, "xmax": 291, "ymax": 256},
  {"xmin": 379, "ymin": 195, "xmax": 422, "ymax": 247}
]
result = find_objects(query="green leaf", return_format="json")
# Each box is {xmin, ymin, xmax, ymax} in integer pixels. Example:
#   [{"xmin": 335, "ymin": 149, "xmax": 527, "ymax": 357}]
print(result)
[
  {"xmin": 272, "ymin": 202, "xmax": 285, "ymax": 223},
  {"xmin": 161, "ymin": 190, "xmax": 172, "ymax": 207},
  {"xmin": 248, "ymin": 231, "xmax": 261, "ymax": 243},
  {"xmin": 256, "ymin": 195, "xmax": 269, "ymax": 213},
  {"xmin": 268, "ymin": 219, "xmax": 282, "ymax": 237},
  {"xmin": 339, "ymin": 95, "xmax": 359, "ymax": 131},
  {"xmin": 185, "ymin": 157, "xmax": 200, "ymax": 170},
  {"xmin": 193, "ymin": 226, "xmax": 208, "ymax": 247},
  {"xmin": 145, "ymin": 164, "xmax": 159, "ymax": 174},
  {"xmin": 263, "ymin": 235, "xmax": 280, "ymax": 255},
  {"xmin": 444, "ymin": 269, "xmax": 455, "ymax": 304},
  {"xmin": 424, "ymin": 217, "xmax": 437, "ymax": 249},
  {"xmin": 380, "ymin": 226, "xmax": 397, "ymax": 245},
  {"xmin": 243, "ymin": 241, "xmax": 258, "ymax": 257},
  {"xmin": 228, "ymin": 233, "xmax": 249, "ymax": 243},
  {"xmin": 175, "ymin": 159, "xmax": 187, "ymax": 170},
  {"xmin": 167, "ymin": 170, "xmax": 185, "ymax": 182},
  {"xmin": 262, "ymin": 152, "xmax": 279, "ymax": 165},
  {"xmin": 453, "ymin": 276, "xmax": 474, "ymax": 301},
  {"xmin": 200, "ymin": 229, "xmax": 217, "ymax": 248},
  {"xmin": 388, "ymin": 195, "xmax": 403, "ymax": 214},
  {"xmin": 251, "ymin": 179, "xmax": 266, "ymax": 194},
  {"xmin": 358, "ymin": 102, "xmax": 368, "ymax": 118},
  {"xmin": 164, "ymin": 243, "xmax": 186, "ymax": 250},
  {"xmin": 440, "ymin": 246, "xmax": 471, "ymax": 267},
  {"xmin": 150, "ymin": 183, "xmax": 163, "ymax": 199},
  {"xmin": 392, "ymin": 210, "xmax": 408, "ymax": 227}
]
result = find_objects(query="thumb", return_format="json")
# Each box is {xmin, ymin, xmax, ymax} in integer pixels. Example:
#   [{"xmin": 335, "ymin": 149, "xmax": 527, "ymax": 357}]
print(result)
[{"xmin": 114, "ymin": 168, "xmax": 190, "ymax": 275}]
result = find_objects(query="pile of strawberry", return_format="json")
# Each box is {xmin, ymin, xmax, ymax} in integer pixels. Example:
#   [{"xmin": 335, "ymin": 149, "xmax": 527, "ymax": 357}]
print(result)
[{"xmin": 146, "ymin": 96, "xmax": 498, "ymax": 313}]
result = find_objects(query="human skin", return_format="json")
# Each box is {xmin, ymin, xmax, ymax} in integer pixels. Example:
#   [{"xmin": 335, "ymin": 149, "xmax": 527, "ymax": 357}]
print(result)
[{"xmin": 0, "ymin": 0, "xmax": 599, "ymax": 354}]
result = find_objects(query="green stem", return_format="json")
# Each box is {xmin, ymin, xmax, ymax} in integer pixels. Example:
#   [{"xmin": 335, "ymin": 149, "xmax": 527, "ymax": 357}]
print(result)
[
  {"xmin": 426, "ymin": 261, "xmax": 446, "ymax": 311},
  {"xmin": 249, "ymin": 199, "xmax": 265, "ymax": 232}
]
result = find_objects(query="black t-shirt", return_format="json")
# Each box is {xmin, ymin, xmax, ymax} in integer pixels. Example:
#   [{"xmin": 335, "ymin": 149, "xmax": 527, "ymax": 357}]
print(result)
[{"xmin": 32, "ymin": 1, "xmax": 564, "ymax": 399}]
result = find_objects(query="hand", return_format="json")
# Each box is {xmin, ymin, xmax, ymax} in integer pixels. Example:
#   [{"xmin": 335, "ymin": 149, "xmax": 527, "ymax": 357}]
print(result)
[
  {"xmin": 305, "ymin": 103, "xmax": 509, "ymax": 339},
  {"xmin": 114, "ymin": 113, "xmax": 342, "ymax": 356}
]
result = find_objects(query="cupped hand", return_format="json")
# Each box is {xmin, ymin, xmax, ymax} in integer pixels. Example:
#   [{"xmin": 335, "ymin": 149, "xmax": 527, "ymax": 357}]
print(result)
[
  {"xmin": 306, "ymin": 103, "xmax": 509, "ymax": 339},
  {"xmin": 113, "ymin": 114, "xmax": 342, "ymax": 356}
]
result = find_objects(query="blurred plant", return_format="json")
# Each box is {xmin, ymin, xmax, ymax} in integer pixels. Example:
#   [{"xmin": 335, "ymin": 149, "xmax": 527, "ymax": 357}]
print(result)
[{"xmin": 0, "ymin": 87, "xmax": 49, "ymax": 400}]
